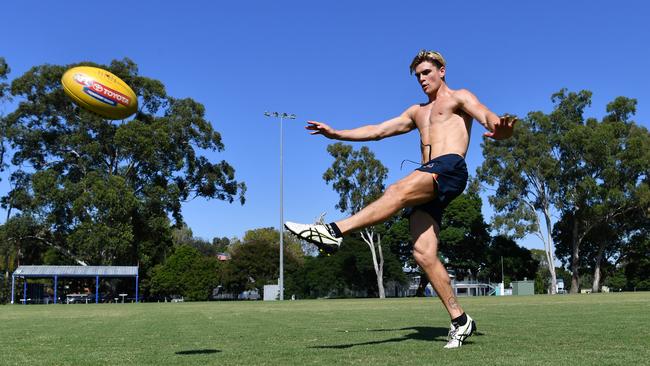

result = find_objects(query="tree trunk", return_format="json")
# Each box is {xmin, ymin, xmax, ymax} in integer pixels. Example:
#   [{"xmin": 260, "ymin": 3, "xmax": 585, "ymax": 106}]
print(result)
[
  {"xmin": 544, "ymin": 241, "xmax": 557, "ymax": 294},
  {"xmin": 591, "ymin": 241, "xmax": 607, "ymax": 293},
  {"xmin": 362, "ymin": 229, "xmax": 385, "ymax": 299},
  {"xmin": 376, "ymin": 268, "xmax": 385, "ymax": 298},
  {"xmin": 591, "ymin": 261, "xmax": 602, "ymax": 294},
  {"xmin": 377, "ymin": 234, "xmax": 385, "ymax": 298},
  {"xmin": 543, "ymin": 205, "xmax": 558, "ymax": 294},
  {"xmin": 570, "ymin": 216, "xmax": 580, "ymax": 294}
]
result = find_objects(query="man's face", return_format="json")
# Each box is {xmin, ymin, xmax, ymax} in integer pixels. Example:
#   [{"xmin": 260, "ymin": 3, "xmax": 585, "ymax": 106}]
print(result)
[{"xmin": 414, "ymin": 61, "xmax": 445, "ymax": 95}]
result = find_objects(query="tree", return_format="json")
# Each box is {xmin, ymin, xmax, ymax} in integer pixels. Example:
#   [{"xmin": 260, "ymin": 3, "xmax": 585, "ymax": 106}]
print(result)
[
  {"xmin": 288, "ymin": 235, "xmax": 405, "ymax": 298},
  {"xmin": 0, "ymin": 215, "xmax": 49, "ymax": 303},
  {"xmin": 222, "ymin": 227, "xmax": 304, "ymax": 298},
  {"xmin": 323, "ymin": 143, "xmax": 389, "ymax": 298},
  {"xmin": 531, "ymin": 249, "xmax": 575, "ymax": 294},
  {"xmin": 211, "ymin": 236, "xmax": 231, "ymax": 254},
  {"xmin": 150, "ymin": 244, "xmax": 221, "ymax": 301},
  {"xmin": 236, "ymin": 227, "xmax": 304, "ymax": 261},
  {"xmin": 382, "ymin": 216, "xmax": 412, "ymax": 268},
  {"xmin": 171, "ymin": 224, "xmax": 195, "ymax": 247},
  {"xmin": 551, "ymin": 94, "xmax": 650, "ymax": 292},
  {"xmin": 618, "ymin": 216, "xmax": 650, "ymax": 291},
  {"xmin": 0, "ymin": 57, "xmax": 10, "ymax": 180},
  {"xmin": 478, "ymin": 89, "xmax": 650, "ymax": 294},
  {"xmin": 477, "ymin": 108, "xmax": 560, "ymax": 293},
  {"xmin": 0, "ymin": 59, "xmax": 246, "ymax": 290},
  {"xmin": 554, "ymin": 213, "xmax": 623, "ymax": 293},
  {"xmin": 484, "ymin": 235, "xmax": 538, "ymax": 286},
  {"xmin": 530, "ymin": 249, "xmax": 550, "ymax": 293},
  {"xmin": 170, "ymin": 223, "xmax": 226, "ymax": 257}
]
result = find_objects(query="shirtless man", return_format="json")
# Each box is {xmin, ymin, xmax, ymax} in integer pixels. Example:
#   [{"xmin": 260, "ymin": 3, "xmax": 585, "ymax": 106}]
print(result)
[{"xmin": 285, "ymin": 50, "xmax": 516, "ymax": 348}]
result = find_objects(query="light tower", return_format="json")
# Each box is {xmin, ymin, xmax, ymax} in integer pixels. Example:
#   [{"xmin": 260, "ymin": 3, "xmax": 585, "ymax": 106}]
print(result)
[{"xmin": 264, "ymin": 111, "xmax": 296, "ymax": 300}]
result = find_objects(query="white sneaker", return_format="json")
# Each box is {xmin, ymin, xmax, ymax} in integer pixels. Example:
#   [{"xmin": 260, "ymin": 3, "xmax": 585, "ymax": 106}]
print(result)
[
  {"xmin": 284, "ymin": 221, "xmax": 342, "ymax": 254},
  {"xmin": 444, "ymin": 314, "xmax": 476, "ymax": 349}
]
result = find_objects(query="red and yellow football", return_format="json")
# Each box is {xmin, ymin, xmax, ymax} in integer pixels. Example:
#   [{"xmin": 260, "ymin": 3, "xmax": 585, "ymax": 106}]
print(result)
[{"xmin": 61, "ymin": 66, "xmax": 138, "ymax": 120}]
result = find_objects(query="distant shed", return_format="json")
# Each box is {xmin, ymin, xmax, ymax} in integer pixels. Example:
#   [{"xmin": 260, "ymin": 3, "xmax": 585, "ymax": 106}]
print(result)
[
  {"xmin": 11, "ymin": 265, "xmax": 138, "ymax": 304},
  {"xmin": 512, "ymin": 279, "xmax": 535, "ymax": 296}
]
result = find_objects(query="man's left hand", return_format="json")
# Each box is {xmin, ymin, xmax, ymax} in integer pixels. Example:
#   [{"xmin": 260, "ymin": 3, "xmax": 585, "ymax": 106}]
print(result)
[{"xmin": 484, "ymin": 114, "xmax": 517, "ymax": 140}]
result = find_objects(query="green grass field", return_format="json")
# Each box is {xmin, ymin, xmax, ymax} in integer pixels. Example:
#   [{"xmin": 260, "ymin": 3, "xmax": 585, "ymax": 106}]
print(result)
[{"xmin": 1, "ymin": 293, "xmax": 649, "ymax": 365}]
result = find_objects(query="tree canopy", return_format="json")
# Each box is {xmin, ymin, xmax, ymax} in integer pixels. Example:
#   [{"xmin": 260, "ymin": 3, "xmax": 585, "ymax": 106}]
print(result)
[
  {"xmin": 0, "ymin": 57, "xmax": 10, "ymax": 180},
  {"xmin": 150, "ymin": 244, "xmax": 221, "ymax": 301},
  {"xmin": 479, "ymin": 89, "xmax": 650, "ymax": 293},
  {"xmin": 323, "ymin": 142, "xmax": 390, "ymax": 298},
  {"xmin": 222, "ymin": 227, "xmax": 304, "ymax": 298},
  {"xmin": 0, "ymin": 58, "xmax": 245, "ymax": 301}
]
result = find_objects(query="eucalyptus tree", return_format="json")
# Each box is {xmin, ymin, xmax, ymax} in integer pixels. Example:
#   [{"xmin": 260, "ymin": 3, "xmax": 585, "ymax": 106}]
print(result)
[
  {"xmin": 323, "ymin": 142, "xmax": 389, "ymax": 298},
  {"xmin": 479, "ymin": 90, "xmax": 650, "ymax": 293},
  {"xmin": 478, "ymin": 107, "xmax": 560, "ymax": 293},
  {"xmin": 0, "ymin": 58, "xmax": 245, "ymax": 275}
]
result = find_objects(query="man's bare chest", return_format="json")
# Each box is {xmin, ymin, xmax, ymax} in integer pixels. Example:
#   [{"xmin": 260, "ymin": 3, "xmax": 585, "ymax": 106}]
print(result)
[{"xmin": 414, "ymin": 99, "xmax": 463, "ymax": 127}]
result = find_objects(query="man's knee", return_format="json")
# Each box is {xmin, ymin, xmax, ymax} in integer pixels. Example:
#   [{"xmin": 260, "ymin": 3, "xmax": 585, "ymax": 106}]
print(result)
[
  {"xmin": 413, "ymin": 244, "xmax": 439, "ymax": 267},
  {"xmin": 416, "ymin": 251, "xmax": 451, "ymax": 285},
  {"xmin": 385, "ymin": 182, "xmax": 409, "ymax": 205},
  {"xmin": 390, "ymin": 172, "xmax": 435, "ymax": 206}
]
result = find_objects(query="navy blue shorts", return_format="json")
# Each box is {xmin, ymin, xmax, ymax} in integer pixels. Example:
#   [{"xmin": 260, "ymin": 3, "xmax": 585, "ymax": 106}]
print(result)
[{"xmin": 408, "ymin": 153, "xmax": 468, "ymax": 224}]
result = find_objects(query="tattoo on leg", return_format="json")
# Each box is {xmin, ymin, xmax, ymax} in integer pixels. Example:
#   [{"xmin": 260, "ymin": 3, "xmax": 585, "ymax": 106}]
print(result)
[{"xmin": 447, "ymin": 296, "xmax": 460, "ymax": 309}]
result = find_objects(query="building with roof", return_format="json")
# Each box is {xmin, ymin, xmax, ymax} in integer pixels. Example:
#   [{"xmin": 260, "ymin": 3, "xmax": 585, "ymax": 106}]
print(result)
[{"xmin": 11, "ymin": 265, "xmax": 139, "ymax": 304}]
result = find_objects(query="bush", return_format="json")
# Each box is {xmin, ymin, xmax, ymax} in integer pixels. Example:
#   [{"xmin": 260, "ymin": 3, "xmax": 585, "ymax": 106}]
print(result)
[{"xmin": 150, "ymin": 245, "xmax": 221, "ymax": 301}]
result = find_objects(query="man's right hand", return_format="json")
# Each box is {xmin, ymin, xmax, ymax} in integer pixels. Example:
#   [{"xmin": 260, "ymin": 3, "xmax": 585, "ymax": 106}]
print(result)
[{"xmin": 306, "ymin": 121, "xmax": 338, "ymax": 139}]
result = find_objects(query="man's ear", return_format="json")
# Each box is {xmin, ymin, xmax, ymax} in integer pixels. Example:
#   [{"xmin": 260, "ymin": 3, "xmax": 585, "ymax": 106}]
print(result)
[{"xmin": 439, "ymin": 66, "xmax": 446, "ymax": 78}]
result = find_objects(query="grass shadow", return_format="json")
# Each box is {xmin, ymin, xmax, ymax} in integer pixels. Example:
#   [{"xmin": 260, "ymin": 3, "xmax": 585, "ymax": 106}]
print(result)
[
  {"xmin": 310, "ymin": 326, "xmax": 456, "ymax": 349},
  {"xmin": 175, "ymin": 349, "xmax": 221, "ymax": 355}
]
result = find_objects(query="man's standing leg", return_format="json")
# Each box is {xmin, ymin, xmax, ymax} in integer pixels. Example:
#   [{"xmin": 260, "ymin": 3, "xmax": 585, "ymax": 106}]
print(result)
[
  {"xmin": 410, "ymin": 210, "xmax": 463, "ymax": 317},
  {"xmin": 410, "ymin": 209, "xmax": 476, "ymax": 348}
]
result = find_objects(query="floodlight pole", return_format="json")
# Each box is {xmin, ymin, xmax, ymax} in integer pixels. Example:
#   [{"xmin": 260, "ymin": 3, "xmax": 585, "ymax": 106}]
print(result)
[{"xmin": 264, "ymin": 111, "xmax": 296, "ymax": 301}]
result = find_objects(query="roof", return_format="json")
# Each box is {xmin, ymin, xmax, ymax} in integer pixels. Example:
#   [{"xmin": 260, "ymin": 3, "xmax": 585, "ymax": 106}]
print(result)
[
  {"xmin": 12, "ymin": 265, "xmax": 138, "ymax": 278},
  {"xmin": 216, "ymin": 253, "xmax": 231, "ymax": 261}
]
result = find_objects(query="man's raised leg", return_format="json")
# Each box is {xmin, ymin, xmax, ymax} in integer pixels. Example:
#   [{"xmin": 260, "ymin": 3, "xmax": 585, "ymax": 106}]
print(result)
[
  {"xmin": 285, "ymin": 170, "xmax": 435, "ymax": 251},
  {"xmin": 335, "ymin": 170, "xmax": 436, "ymax": 234}
]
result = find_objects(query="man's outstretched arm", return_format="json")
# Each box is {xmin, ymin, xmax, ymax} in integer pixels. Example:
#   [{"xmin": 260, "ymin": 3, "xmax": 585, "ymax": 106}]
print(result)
[
  {"xmin": 306, "ymin": 106, "xmax": 417, "ymax": 141},
  {"xmin": 456, "ymin": 89, "xmax": 517, "ymax": 140}
]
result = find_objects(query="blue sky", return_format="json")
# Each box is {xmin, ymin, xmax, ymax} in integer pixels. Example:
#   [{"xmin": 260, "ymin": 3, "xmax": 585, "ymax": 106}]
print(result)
[{"xmin": 2, "ymin": 1, "xmax": 649, "ymax": 250}]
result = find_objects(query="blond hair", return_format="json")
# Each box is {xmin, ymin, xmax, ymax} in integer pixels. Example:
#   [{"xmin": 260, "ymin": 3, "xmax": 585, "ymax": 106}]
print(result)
[{"xmin": 409, "ymin": 50, "xmax": 446, "ymax": 81}]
